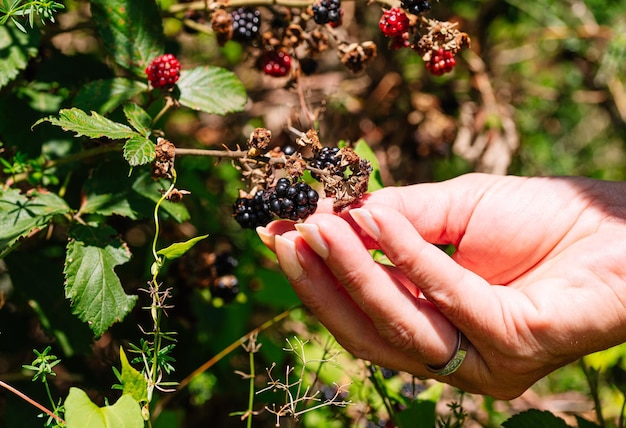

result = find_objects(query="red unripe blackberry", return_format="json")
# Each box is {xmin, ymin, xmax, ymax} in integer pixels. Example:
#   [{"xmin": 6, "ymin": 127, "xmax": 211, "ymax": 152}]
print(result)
[
  {"xmin": 379, "ymin": 8, "xmax": 410, "ymax": 38},
  {"xmin": 261, "ymin": 50, "xmax": 292, "ymax": 77},
  {"xmin": 401, "ymin": 0, "xmax": 431, "ymax": 15},
  {"xmin": 425, "ymin": 48, "xmax": 457, "ymax": 76},
  {"xmin": 231, "ymin": 7, "xmax": 261, "ymax": 41},
  {"xmin": 232, "ymin": 190, "xmax": 273, "ymax": 229},
  {"xmin": 145, "ymin": 54, "xmax": 181, "ymax": 88},
  {"xmin": 268, "ymin": 178, "xmax": 319, "ymax": 221}
]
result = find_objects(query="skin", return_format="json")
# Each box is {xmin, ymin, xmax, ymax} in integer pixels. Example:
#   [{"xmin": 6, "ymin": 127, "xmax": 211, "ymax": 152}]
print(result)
[{"xmin": 258, "ymin": 173, "xmax": 626, "ymax": 399}]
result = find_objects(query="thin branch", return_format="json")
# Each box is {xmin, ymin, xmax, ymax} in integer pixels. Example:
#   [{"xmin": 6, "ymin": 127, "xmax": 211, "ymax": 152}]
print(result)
[{"xmin": 0, "ymin": 380, "xmax": 65, "ymax": 425}]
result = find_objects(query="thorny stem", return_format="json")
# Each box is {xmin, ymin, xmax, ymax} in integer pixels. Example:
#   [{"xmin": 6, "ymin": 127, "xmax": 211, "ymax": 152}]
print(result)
[
  {"xmin": 151, "ymin": 306, "xmax": 297, "ymax": 421},
  {"xmin": 0, "ymin": 380, "xmax": 65, "ymax": 425}
]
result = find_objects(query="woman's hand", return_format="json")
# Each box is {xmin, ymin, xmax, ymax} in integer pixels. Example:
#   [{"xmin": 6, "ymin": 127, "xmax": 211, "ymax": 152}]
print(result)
[{"xmin": 258, "ymin": 173, "xmax": 626, "ymax": 399}]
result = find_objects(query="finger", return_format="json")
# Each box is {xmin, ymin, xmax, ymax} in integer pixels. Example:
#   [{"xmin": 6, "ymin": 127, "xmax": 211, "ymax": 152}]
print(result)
[
  {"xmin": 272, "ymin": 233, "xmax": 427, "ymax": 374},
  {"xmin": 348, "ymin": 205, "xmax": 501, "ymax": 339},
  {"xmin": 293, "ymin": 215, "xmax": 459, "ymax": 368}
]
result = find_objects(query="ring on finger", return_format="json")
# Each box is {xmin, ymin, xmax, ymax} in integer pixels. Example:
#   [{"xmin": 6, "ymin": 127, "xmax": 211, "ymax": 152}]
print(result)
[{"xmin": 426, "ymin": 330, "xmax": 468, "ymax": 376}]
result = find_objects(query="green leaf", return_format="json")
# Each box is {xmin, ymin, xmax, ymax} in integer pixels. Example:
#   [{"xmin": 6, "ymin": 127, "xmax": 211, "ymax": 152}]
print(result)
[
  {"xmin": 34, "ymin": 108, "xmax": 138, "ymax": 140},
  {"xmin": 119, "ymin": 347, "xmax": 148, "ymax": 403},
  {"xmin": 0, "ymin": 25, "xmax": 39, "ymax": 89},
  {"xmin": 0, "ymin": 189, "xmax": 71, "ymax": 255},
  {"xmin": 157, "ymin": 234, "xmax": 209, "ymax": 261},
  {"xmin": 64, "ymin": 223, "xmax": 137, "ymax": 336},
  {"xmin": 74, "ymin": 78, "xmax": 148, "ymax": 115},
  {"xmin": 90, "ymin": 0, "xmax": 164, "ymax": 76},
  {"xmin": 123, "ymin": 103, "xmax": 152, "ymax": 137},
  {"xmin": 177, "ymin": 66, "xmax": 247, "ymax": 115},
  {"xmin": 502, "ymin": 409, "xmax": 572, "ymax": 428},
  {"xmin": 123, "ymin": 135, "xmax": 155, "ymax": 166},
  {"xmin": 64, "ymin": 388, "xmax": 144, "ymax": 428},
  {"xmin": 352, "ymin": 139, "xmax": 383, "ymax": 192}
]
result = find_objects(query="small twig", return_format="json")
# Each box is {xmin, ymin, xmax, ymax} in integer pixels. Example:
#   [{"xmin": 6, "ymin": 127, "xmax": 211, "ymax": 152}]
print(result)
[{"xmin": 0, "ymin": 380, "xmax": 65, "ymax": 425}]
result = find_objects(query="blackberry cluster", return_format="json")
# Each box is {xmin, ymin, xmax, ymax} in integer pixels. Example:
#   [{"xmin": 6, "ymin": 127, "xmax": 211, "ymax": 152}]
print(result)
[
  {"xmin": 267, "ymin": 178, "xmax": 319, "ymax": 221},
  {"xmin": 309, "ymin": 147, "xmax": 344, "ymax": 181},
  {"xmin": 230, "ymin": 7, "xmax": 261, "ymax": 41},
  {"xmin": 232, "ymin": 190, "xmax": 273, "ymax": 229},
  {"xmin": 312, "ymin": 0, "xmax": 342, "ymax": 26},
  {"xmin": 400, "ymin": 0, "xmax": 431, "ymax": 15}
]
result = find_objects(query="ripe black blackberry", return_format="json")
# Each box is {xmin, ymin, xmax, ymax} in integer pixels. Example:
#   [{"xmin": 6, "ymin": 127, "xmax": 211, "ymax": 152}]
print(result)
[
  {"xmin": 214, "ymin": 252, "xmax": 238, "ymax": 277},
  {"xmin": 309, "ymin": 147, "xmax": 345, "ymax": 181},
  {"xmin": 401, "ymin": 0, "xmax": 431, "ymax": 15},
  {"xmin": 231, "ymin": 7, "xmax": 261, "ymax": 41},
  {"xmin": 268, "ymin": 178, "xmax": 319, "ymax": 221},
  {"xmin": 312, "ymin": 0, "xmax": 342, "ymax": 26},
  {"xmin": 232, "ymin": 190, "xmax": 273, "ymax": 229},
  {"xmin": 211, "ymin": 275, "xmax": 239, "ymax": 302}
]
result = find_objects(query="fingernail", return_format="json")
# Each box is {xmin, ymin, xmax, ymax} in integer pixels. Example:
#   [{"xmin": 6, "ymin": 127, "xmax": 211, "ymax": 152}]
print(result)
[
  {"xmin": 275, "ymin": 235, "xmax": 304, "ymax": 280},
  {"xmin": 256, "ymin": 226, "xmax": 275, "ymax": 249},
  {"xmin": 295, "ymin": 223, "xmax": 329, "ymax": 259},
  {"xmin": 349, "ymin": 208, "xmax": 381, "ymax": 240}
]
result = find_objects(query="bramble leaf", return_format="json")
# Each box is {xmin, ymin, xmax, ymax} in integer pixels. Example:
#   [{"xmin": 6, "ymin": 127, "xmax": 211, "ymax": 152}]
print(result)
[
  {"xmin": 502, "ymin": 409, "xmax": 571, "ymax": 428},
  {"xmin": 90, "ymin": 0, "xmax": 164, "ymax": 77},
  {"xmin": 0, "ymin": 25, "xmax": 39, "ymax": 89},
  {"xmin": 34, "ymin": 108, "xmax": 138, "ymax": 140},
  {"xmin": 74, "ymin": 78, "xmax": 148, "ymax": 115},
  {"xmin": 157, "ymin": 234, "xmax": 209, "ymax": 261},
  {"xmin": 65, "ymin": 388, "xmax": 144, "ymax": 428},
  {"xmin": 0, "ymin": 189, "xmax": 71, "ymax": 256},
  {"xmin": 177, "ymin": 66, "xmax": 247, "ymax": 115},
  {"xmin": 119, "ymin": 347, "xmax": 148, "ymax": 403},
  {"xmin": 123, "ymin": 103, "xmax": 152, "ymax": 137},
  {"xmin": 64, "ymin": 223, "xmax": 137, "ymax": 336},
  {"xmin": 123, "ymin": 135, "xmax": 155, "ymax": 166}
]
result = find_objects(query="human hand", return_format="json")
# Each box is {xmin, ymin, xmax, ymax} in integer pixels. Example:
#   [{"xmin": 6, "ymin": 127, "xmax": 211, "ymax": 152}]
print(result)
[{"xmin": 258, "ymin": 173, "xmax": 626, "ymax": 399}]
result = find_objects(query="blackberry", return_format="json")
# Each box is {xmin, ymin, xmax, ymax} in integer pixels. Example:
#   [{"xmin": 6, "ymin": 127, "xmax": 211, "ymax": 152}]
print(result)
[
  {"xmin": 425, "ymin": 48, "xmax": 456, "ymax": 76},
  {"xmin": 145, "ymin": 54, "xmax": 181, "ymax": 88},
  {"xmin": 211, "ymin": 275, "xmax": 239, "ymax": 302},
  {"xmin": 309, "ymin": 147, "xmax": 345, "ymax": 181},
  {"xmin": 232, "ymin": 191, "xmax": 273, "ymax": 229},
  {"xmin": 268, "ymin": 178, "xmax": 319, "ymax": 221},
  {"xmin": 379, "ymin": 7, "xmax": 410, "ymax": 38},
  {"xmin": 261, "ymin": 50, "xmax": 292, "ymax": 77},
  {"xmin": 231, "ymin": 7, "xmax": 261, "ymax": 42},
  {"xmin": 312, "ymin": 0, "xmax": 342, "ymax": 26},
  {"xmin": 400, "ymin": 0, "xmax": 431, "ymax": 15},
  {"xmin": 214, "ymin": 252, "xmax": 238, "ymax": 277}
]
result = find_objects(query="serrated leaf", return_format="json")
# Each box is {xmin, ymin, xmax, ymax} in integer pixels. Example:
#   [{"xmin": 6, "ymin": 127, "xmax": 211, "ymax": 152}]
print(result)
[
  {"xmin": 352, "ymin": 139, "xmax": 383, "ymax": 192},
  {"xmin": 0, "ymin": 25, "xmax": 39, "ymax": 89},
  {"xmin": 0, "ymin": 189, "xmax": 71, "ymax": 255},
  {"xmin": 90, "ymin": 0, "xmax": 164, "ymax": 76},
  {"xmin": 157, "ymin": 234, "xmax": 209, "ymax": 261},
  {"xmin": 119, "ymin": 347, "xmax": 148, "ymax": 403},
  {"xmin": 64, "ymin": 388, "xmax": 143, "ymax": 428},
  {"xmin": 502, "ymin": 409, "xmax": 572, "ymax": 428},
  {"xmin": 74, "ymin": 78, "xmax": 148, "ymax": 115},
  {"xmin": 64, "ymin": 223, "xmax": 137, "ymax": 336},
  {"xmin": 34, "ymin": 108, "xmax": 138, "ymax": 140},
  {"xmin": 123, "ymin": 103, "xmax": 152, "ymax": 136},
  {"xmin": 177, "ymin": 66, "xmax": 247, "ymax": 115},
  {"xmin": 123, "ymin": 135, "xmax": 155, "ymax": 166}
]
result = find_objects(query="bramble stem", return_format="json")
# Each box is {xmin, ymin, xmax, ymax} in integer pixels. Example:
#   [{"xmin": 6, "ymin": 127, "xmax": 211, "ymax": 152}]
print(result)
[{"xmin": 0, "ymin": 380, "xmax": 65, "ymax": 425}]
